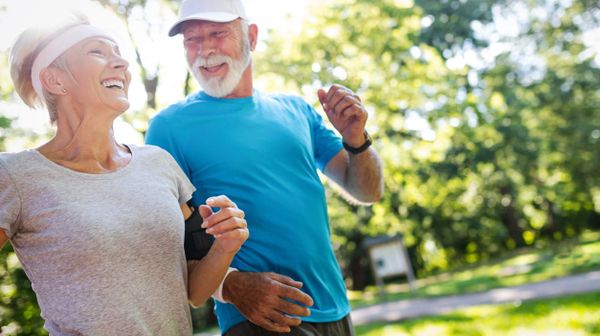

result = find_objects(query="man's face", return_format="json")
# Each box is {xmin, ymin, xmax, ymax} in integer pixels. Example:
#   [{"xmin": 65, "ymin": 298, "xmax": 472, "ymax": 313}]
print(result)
[{"xmin": 182, "ymin": 19, "xmax": 250, "ymax": 98}]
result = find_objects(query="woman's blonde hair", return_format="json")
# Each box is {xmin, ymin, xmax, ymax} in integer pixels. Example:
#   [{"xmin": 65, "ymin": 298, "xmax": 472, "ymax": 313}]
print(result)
[{"xmin": 9, "ymin": 12, "xmax": 89, "ymax": 122}]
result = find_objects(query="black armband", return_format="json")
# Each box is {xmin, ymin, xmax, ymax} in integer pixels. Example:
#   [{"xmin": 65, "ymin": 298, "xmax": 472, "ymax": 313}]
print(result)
[{"xmin": 184, "ymin": 206, "xmax": 214, "ymax": 260}]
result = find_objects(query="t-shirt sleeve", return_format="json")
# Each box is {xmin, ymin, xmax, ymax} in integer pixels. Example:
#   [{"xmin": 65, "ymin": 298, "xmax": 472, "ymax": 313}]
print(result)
[
  {"xmin": 305, "ymin": 103, "xmax": 344, "ymax": 171},
  {"xmin": 162, "ymin": 151, "xmax": 196, "ymax": 205},
  {"xmin": 0, "ymin": 160, "xmax": 21, "ymax": 238}
]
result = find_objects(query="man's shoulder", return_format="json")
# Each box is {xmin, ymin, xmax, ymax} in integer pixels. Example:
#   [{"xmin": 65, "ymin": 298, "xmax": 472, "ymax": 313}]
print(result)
[
  {"xmin": 261, "ymin": 92, "xmax": 315, "ymax": 115},
  {"xmin": 266, "ymin": 92, "xmax": 307, "ymax": 105},
  {"xmin": 154, "ymin": 95, "xmax": 196, "ymax": 120}
]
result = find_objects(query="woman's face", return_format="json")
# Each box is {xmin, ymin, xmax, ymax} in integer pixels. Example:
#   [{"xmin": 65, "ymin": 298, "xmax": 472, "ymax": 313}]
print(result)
[{"xmin": 61, "ymin": 37, "xmax": 131, "ymax": 115}]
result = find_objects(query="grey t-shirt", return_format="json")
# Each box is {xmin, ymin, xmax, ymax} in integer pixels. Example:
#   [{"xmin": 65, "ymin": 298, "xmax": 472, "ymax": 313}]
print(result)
[{"xmin": 0, "ymin": 144, "xmax": 195, "ymax": 335}]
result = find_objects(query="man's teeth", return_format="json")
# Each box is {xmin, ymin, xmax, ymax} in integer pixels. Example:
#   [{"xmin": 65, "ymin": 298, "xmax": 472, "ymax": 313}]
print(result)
[
  {"xmin": 101, "ymin": 80, "xmax": 124, "ymax": 89},
  {"xmin": 202, "ymin": 63, "xmax": 224, "ymax": 69}
]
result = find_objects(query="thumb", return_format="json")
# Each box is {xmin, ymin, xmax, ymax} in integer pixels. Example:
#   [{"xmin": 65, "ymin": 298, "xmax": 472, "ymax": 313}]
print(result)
[
  {"xmin": 317, "ymin": 88, "xmax": 328, "ymax": 110},
  {"xmin": 198, "ymin": 205, "xmax": 213, "ymax": 220}
]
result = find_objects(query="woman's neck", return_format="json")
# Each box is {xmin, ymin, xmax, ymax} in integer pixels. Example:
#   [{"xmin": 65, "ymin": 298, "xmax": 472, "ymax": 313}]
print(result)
[{"xmin": 38, "ymin": 107, "xmax": 131, "ymax": 173}]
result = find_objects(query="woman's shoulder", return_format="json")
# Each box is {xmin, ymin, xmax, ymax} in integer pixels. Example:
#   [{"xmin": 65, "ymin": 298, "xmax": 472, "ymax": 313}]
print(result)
[
  {"xmin": 127, "ymin": 144, "xmax": 176, "ymax": 165},
  {"xmin": 0, "ymin": 150, "xmax": 36, "ymax": 171},
  {"xmin": 0, "ymin": 151, "xmax": 40, "ymax": 188}
]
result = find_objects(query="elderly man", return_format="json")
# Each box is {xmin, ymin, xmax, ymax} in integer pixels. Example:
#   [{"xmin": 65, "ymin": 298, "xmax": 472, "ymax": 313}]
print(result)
[{"xmin": 146, "ymin": 0, "xmax": 384, "ymax": 335}]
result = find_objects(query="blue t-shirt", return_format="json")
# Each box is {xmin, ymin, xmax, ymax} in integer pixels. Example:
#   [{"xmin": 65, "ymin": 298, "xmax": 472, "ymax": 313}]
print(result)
[{"xmin": 146, "ymin": 90, "xmax": 349, "ymax": 333}]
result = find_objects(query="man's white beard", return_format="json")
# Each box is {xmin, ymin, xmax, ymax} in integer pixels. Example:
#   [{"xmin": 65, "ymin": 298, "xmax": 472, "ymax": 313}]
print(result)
[{"xmin": 190, "ymin": 40, "xmax": 250, "ymax": 98}]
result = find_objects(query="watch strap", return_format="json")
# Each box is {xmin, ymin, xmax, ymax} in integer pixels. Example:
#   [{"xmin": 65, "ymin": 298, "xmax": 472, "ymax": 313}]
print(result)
[{"xmin": 343, "ymin": 130, "xmax": 372, "ymax": 154}]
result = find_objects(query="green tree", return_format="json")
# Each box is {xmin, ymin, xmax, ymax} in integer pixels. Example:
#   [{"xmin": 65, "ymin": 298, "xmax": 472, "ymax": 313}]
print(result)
[
  {"xmin": 0, "ymin": 34, "xmax": 46, "ymax": 336},
  {"xmin": 256, "ymin": 0, "xmax": 600, "ymax": 285}
]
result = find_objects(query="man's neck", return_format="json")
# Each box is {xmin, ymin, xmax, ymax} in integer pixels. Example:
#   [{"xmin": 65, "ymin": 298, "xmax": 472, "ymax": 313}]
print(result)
[{"xmin": 222, "ymin": 63, "xmax": 254, "ymax": 98}]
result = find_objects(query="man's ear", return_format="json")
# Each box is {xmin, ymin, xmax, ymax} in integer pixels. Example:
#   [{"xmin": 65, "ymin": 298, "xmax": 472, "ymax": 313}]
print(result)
[
  {"xmin": 248, "ymin": 23, "xmax": 258, "ymax": 51},
  {"xmin": 39, "ymin": 67, "xmax": 68, "ymax": 96}
]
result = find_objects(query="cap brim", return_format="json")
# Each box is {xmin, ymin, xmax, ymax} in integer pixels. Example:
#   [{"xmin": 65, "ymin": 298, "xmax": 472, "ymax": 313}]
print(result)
[{"xmin": 168, "ymin": 12, "xmax": 241, "ymax": 36}]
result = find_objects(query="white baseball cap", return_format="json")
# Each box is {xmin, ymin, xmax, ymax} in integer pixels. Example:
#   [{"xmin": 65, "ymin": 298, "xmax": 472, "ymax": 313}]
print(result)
[{"xmin": 168, "ymin": 0, "xmax": 248, "ymax": 37}]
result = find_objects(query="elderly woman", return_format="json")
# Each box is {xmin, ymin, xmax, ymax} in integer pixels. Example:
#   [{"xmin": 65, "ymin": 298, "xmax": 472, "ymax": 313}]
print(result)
[{"xmin": 0, "ymin": 13, "xmax": 248, "ymax": 335}]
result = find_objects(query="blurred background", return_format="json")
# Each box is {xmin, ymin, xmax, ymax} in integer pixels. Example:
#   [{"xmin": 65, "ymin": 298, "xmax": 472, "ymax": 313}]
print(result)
[{"xmin": 0, "ymin": 0, "xmax": 599, "ymax": 335}]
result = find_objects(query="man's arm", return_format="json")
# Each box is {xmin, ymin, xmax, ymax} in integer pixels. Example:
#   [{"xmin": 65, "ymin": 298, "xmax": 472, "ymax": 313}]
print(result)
[
  {"xmin": 221, "ymin": 271, "xmax": 314, "ymax": 333},
  {"xmin": 318, "ymin": 84, "xmax": 384, "ymax": 203},
  {"xmin": 324, "ymin": 146, "xmax": 383, "ymax": 204}
]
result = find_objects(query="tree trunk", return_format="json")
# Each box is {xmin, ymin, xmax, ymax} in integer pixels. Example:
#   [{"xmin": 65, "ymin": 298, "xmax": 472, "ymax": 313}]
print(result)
[{"xmin": 500, "ymin": 186, "xmax": 526, "ymax": 247}]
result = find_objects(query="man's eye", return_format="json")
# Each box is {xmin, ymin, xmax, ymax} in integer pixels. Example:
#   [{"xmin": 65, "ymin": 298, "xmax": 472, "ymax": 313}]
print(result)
[{"xmin": 90, "ymin": 49, "xmax": 104, "ymax": 55}]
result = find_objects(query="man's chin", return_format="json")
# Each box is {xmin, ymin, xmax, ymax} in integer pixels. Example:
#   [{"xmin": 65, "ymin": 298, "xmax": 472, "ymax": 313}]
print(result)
[
  {"xmin": 194, "ymin": 70, "xmax": 240, "ymax": 98},
  {"xmin": 203, "ymin": 83, "xmax": 234, "ymax": 98}
]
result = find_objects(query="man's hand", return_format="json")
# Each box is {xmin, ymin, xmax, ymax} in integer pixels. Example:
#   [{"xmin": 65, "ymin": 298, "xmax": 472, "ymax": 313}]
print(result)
[
  {"xmin": 318, "ymin": 84, "xmax": 368, "ymax": 147},
  {"xmin": 223, "ymin": 271, "xmax": 314, "ymax": 333},
  {"xmin": 199, "ymin": 195, "xmax": 249, "ymax": 255}
]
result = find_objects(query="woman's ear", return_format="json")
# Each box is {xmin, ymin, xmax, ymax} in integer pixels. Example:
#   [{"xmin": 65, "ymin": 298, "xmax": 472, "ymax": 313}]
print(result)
[{"xmin": 39, "ymin": 67, "xmax": 68, "ymax": 96}]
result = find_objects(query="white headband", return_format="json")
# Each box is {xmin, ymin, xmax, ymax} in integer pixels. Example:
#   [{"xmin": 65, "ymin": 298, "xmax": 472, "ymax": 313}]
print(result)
[{"xmin": 31, "ymin": 24, "xmax": 114, "ymax": 100}]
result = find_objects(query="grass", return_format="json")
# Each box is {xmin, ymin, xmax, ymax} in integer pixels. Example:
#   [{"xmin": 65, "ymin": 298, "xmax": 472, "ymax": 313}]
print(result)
[
  {"xmin": 355, "ymin": 291, "xmax": 600, "ymax": 336},
  {"xmin": 348, "ymin": 231, "xmax": 600, "ymax": 309},
  {"xmin": 194, "ymin": 232, "xmax": 600, "ymax": 334}
]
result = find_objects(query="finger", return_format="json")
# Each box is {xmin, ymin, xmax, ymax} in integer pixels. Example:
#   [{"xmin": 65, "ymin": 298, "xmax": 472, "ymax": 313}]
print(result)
[
  {"xmin": 324, "ymin": 103, "xmax": 337, "ymax": 124},
  {"xmin": 198, "ymin": 205, "xmax": 213, "ymax": 220},
  {"xmin": 317, "ymin": 88, "xmax": 328, "ymax": 111},
  {"xmin": 276, "ymin": 298, "xmax": 312, "ymax": 317},
  {"xmin": 321, "ymin": 85, "xmax": 342, "ymax": 115},
  {"xmin": 205, "ymin": 195, "xmax": 237, "ymax": 208},
  {"xmin": 269, "ymin": 273, "xmax": 305, "ymax": 289},
  {"xmin": 264, "ymin": 273, "xmax": 315, "ymax": 307},
  {"xmin": 328, "ymin": 88, "xmax": 355, "ymax": 115},
  {"xmin": 206, "ymin": 217, "xmax": 247, "ymax": 235},
  {"xmin": 325, "ymin": 84, "xmax": 347, "ymax": 102},
  {"xmin": 215, "ymin": 227, "xmax": 249, "ymax": 240},
  {"xmin": 279, "ymin": 284, "xmax": 314, "ymax": 307},
  {"xmin": 268, "ymin": 274, "xmax": 314, "ymax": 307},
  {"xmin": 267, "ymin": 310, "xmax": 303, "ymax": 327},
  {"xmin": 202, "ymin": 207, "xmax": 245, "ymax": 228},
  {"xmin": 332, "ymin": 95, "xmax": 361, "ymax": 118}
]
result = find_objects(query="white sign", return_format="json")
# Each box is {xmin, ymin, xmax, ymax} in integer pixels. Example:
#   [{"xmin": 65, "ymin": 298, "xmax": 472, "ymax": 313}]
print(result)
[{"xmin": 369, "ymin": 241, "xmax": 407, "ymax": 278}]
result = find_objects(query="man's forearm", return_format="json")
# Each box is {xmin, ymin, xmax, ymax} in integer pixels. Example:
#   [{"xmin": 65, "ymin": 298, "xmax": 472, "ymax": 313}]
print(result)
[{"xmin": 345, "ymin": 147, "xmax": 384, "ymax": 203}]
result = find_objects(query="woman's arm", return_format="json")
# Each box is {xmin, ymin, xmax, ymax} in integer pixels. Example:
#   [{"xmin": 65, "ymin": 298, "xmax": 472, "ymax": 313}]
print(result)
[{"xmin": 180, "ymin": 196, "xmax": 248, "ymax": 307}]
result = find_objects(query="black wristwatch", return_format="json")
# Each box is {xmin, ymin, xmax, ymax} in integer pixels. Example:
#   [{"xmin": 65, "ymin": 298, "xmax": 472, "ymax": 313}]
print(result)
[{"xmin": 343, "ymin": 130, "xmax": 372, "ymax": 154}]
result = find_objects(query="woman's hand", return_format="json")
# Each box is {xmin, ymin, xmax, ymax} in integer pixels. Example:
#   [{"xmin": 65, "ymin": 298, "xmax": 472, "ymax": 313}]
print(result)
[{"xmin": 199, "ymin": 195, "xmax": 249, "ymax": 255}]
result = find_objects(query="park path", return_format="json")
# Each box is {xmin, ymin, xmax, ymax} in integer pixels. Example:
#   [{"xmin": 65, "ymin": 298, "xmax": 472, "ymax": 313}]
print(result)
[
  {"xmin": 195, "ymin": 270, "xmax": 600, "ymax": 334},
  {"xmin": 351, "ymin": 270, "xmax": 600, "ymax": 325}
]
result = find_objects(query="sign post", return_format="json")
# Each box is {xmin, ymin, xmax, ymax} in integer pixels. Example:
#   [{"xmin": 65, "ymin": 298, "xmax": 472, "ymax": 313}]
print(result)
[{"xmin": 364, "ymin": 235, "xmax": 417, "ymax": 300}]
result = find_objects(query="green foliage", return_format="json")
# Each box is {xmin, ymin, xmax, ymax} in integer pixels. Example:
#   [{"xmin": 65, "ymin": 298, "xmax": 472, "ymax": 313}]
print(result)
[
  {"xmin": 256, "ymin": 0, "xmax": 600, "ymax": 286},
  {"xmin": 1, "ymin": 0, "xmax": 599, "ymax": 331},
  {"xmin": 415, "ymin": 0, "xmax": 501, "ymax": 52},
  {"xmin": 190, "ymin": 301, "xmax": 217, "ymax": 332},
  {"xmin": 355, "ymin": 291, "xmax": 600, "ymax": 335},
  {"xmin": 0, "ymin": 246, "xmax": 45, "ymax": 335},
  {"xmin": 349, "ymin": 230, "xmax": 600, "ymax": 308}
]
